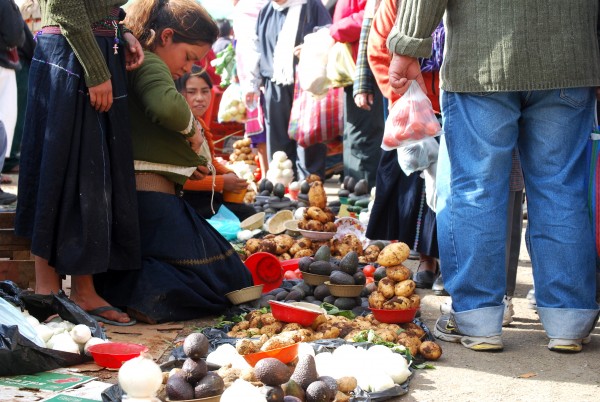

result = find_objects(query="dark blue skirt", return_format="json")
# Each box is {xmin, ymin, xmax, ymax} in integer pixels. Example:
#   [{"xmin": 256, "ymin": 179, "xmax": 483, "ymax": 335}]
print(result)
[
  {"xmin": 15, "ymin": 33, "xmax": 140, "ymax": 275},
  {"xmin": 366, "ymin": 149, "xmax": 439, "ymax": 258},
  {"xmin": 96, "ymin": 192, "xmax": 254, "ymax": 323}
]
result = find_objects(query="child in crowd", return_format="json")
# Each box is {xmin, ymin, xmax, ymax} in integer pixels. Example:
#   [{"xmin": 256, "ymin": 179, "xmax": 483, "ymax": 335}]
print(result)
[
  {"xmin": 15, "ymin": 0, "xmax": 145, "ymax": 325},
  {"xmin": 94, "ymin": 0, "xmax": 253, "ymax": 324},
  {"xmin": 176, "ymin": 65, "xmax": 256, "ymax": 221}
]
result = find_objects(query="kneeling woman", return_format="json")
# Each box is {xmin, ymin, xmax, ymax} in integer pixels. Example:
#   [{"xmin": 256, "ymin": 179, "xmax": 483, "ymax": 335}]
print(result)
[{"xmin": 96, "ymin": 0, "xmax": 252, "ymax": 323}]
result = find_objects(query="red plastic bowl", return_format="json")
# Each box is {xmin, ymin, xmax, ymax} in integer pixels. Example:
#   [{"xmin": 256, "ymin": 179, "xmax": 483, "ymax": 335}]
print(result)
[
  {"xmin": 243, "ymin": 342, "xmax": 300, "ymax": 367},
  {"xmin": 87, "ymin": 342, "xmax": 148, "ymax": 369},
  {"xmin": 268, "ymin": 300, "xmax": 324, "ymax": 326},
  {"xmin": 245, "ymin": 252, "xmax": 284, "ymax": 293},
  {"xmin": 280, "ymin": 258, "xmax": 300, "ymax": 272},
  {"xmin": 370, "ymin": 308, "xmax": 418, "ymax": 324}
]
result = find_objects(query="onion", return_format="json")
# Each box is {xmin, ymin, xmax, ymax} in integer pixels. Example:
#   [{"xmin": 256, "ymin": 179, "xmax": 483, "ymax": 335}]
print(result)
[
  {"xmin": 51, "ymin": 333, "xmax": 80, "ymax": 354},
  {"xmin": 35, "ymin": 324, "xmax": 54, "ymax": 343},
  {"xmin": 70, "ymin": 324, "xmax": 92, "ymax": 344},
  {"xmin": 84, "ymin": 337, "xmax": 107, "ymax": 356},
  {"xmin": 221, "ymin": 379, "xmax": 267, "ymax": 402},
  {"xmin": 118, "ymin": 353, "xmax": 163, "ymax": 399}
]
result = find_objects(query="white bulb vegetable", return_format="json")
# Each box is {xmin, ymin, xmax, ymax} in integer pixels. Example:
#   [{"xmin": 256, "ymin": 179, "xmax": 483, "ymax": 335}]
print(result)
[
  {"xmin": 70, "ymin": 324, "xmax": 92, "ymax": 344},
  {"xmin": 84, "ymin": 337, "xmax": 107, "ymax": 356},
  {"xmin": 35, "ymin": 324, "xmax": 54, "ymax": 343},
  {"xmin": 118, "ymin": 353, "xmax": 163, "ymax": 399}
]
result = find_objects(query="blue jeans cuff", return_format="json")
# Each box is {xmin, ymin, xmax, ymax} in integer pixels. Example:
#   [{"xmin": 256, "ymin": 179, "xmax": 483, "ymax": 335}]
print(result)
[
  {"xmin": 453, "ymin": 305, "xmax": 504, "ymax": 337},
  {"xmin": 537, "ymin": 307, "xmax": 599, "ymax": 339}
]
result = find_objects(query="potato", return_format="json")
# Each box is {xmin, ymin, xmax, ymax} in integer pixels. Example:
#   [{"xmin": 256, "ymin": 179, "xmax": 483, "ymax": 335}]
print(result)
[
  {"xmin": 364, "ymin": 245, "xmax": 380, "ymax": 262},
  {"xmin": 306, "ymin": 174, "xmax": 322, "ymax": 183},
  {"xmin": 296, "ymin": 237, "xmax": 312, "ymax": 249},
  {"xmin": 396, "ymin": 333, "xmax": 421, "ymax": 357},
  {"xmin": 308, "ymin": 181, "xmax": 327, "ymax": 209},
  {"xmin": 305, "ymin": 219, "xmax": 324, "ymax": 232},
  {"xmin": 278, "ymin": 253, "xmax": 292, "ymax": 260},
  {"xmin": 374, "ymin": 328, "xmax": 398, "ymax": 342},
  {"xmin": 408, "ymin": 293, "xmax": 421, "ymax": 309},
  {"xmin": 419, "ymin": 341, "xmax": 442, "ymax": 360},
  {"xmin": 334, "ymin": 391, "xmax": 351, "ymax": 402},
  {"xmin": 259, "ymin": 239, "xmax": 277, "ymax": 254},
  {"xmin": 401, "ymin": 322, "xmax": 426, "ymax": 339},
  {"xmin": 274, "ymin": 234, "xmax": 294, "ymax": 254},
  {"xmin": 294, "ymin": 249, "xmax": 313, "ymax": 258},
  {"xmin": 394, "ymin": 279, "xmax": 416, "ymax": 297},
  {"xmin": 377, "ymin": 242, "xmax": 410, "ymax": 266},
  {"xmin": 377, "ymin": 277, "xmax": 396, "ymax": 299},
  {"xmin": 288, "ymin": 243, "xmax": 302, "ymax": 256},
  {"xmin": 368, "ymin": 291, "xmax": 386, "ymax": 309},
  {"xmin": 337, "ymin": 376, "xmax": 358, "ymax": 393},
  {"xmin": 306, "ymin": 206, "xmax": 329, "ymax": 223},
  {"xmin": 386, "ymin": 264, "xmax": 412, "ymax": 282},
  {"xmin": 323, "ymin": 222, "xmax": 337, "ymax": 232},
  {"xmin": 383, "ymin": 296, "xmax": 411, "ymax": 310},
  {"xmin": 244, "ymin": 238, "xmax": 262, "ymax": 254}
]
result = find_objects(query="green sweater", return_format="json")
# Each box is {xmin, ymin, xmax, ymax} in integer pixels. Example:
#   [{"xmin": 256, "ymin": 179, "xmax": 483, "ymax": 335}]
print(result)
[
  {"xmin": 41, "ymin": 0, "xmax": 125, "ymax": 86},
  {"xmin": 387, "ymin": 0, "xmax": 600, "ymax": 92},
  {"xmin": 128, "ymin": 51, "xmax": 200, "ymax": 185}
]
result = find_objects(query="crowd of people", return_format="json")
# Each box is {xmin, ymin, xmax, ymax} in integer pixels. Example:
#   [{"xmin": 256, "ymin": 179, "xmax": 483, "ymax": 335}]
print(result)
[{"xmin": 1, "ymin": 0, "xmax": 599, "ymax": 353}]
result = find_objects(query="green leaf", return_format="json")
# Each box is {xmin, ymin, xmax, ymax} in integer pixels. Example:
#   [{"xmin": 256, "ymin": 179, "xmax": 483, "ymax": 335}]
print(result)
[
  {"xmin": 413, "ymin": 363, "xmax": 436, "ymax": 370},
  {"xmin": 320, "ymin": 302, "xmax": 355, "ymax": 319}
]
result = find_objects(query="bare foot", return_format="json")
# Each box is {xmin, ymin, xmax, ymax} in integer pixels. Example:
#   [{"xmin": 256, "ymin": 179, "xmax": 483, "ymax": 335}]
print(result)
[{"xmin": 70, "ymin": 275, "xmax": 132, "ymax": 324}]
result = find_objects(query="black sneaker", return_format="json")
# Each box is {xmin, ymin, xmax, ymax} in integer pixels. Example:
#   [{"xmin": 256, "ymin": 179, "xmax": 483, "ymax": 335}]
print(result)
[
  {"xmin": 434, "ymin": 314, "xmax": 503, "ymax": 351},
  {"xmin": 0, "ymin": 190, "xmax": 17, "ymax": 205}
]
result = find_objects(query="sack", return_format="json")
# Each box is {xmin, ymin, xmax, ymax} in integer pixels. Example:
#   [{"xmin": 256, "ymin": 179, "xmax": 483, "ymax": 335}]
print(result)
[
  {"xmin": 326, "ymin": 42, "xmax": 356, "ymax": 88},
  {"xmin": 217, "ymin": 83, "xmax": 246, "ymax": 123},
  {"xmin": 382, "ymin": 80, "xmax": 442, "ymax": 150},
  {"xmin": 288, "ymin": 81, "xmax": 344, "ymax": 148},
  {"xmin": 0, "ymin": 287, "xmax": 105, "ymax": 376},
  {"xmin": 297, "ymin": 28, "xmax": 334, "ymax": 97}
]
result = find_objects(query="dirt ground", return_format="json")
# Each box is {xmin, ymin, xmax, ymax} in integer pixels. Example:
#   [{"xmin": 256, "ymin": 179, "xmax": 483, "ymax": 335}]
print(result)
[{"xmin": 4, "ymin": 173, "xmax": 600, "ymax": 401}]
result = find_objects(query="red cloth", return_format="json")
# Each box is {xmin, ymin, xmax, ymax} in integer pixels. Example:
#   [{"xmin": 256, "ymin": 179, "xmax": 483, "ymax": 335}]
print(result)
[
  {"xmin": 367, "ymin": 0, "xmax": 440, "ymax": 112},
  {"xmin": 194, "ymin": 49, "xmax": 221, "ymax": 87},
  {"xmin": 329, "ymin": 0, "xmax": 367, "ymax": 60}
]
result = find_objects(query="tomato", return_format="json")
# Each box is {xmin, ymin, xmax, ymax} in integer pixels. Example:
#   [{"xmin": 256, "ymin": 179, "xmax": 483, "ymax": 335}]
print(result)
[
  {"xmin": 362, "ymin": 264, "xmax": 376, "ymax": 277},
  {"xmin": 284, "ymin": 270, "xmax": 298, "ymax": 280},
  {"xmin": 365, "ymin": 276, "xmax": 375, "ymax": 284},
  {"xmin": 253, "ymin": 167, "xmax": 261, "ymax": 182}
]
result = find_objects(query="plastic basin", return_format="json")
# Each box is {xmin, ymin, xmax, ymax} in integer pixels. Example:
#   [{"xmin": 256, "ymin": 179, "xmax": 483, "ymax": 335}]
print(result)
[
  {"xmin": 87, "ymin": 342, "xmax": 148, "ymax": 369},
  {"xmin": 242, "ymin": 342, "xmax": 299, "ymax": 367},
  {"xmin": 268, "ymin": 300, "xmax": 324, "ymax": 326},
  {"xmin": 369, "ymin": 308, "xmax": 418, "ymax": 324},
  {"xmin": 244, "ymin": 252, "xmax": 283, "ymax": 293}
]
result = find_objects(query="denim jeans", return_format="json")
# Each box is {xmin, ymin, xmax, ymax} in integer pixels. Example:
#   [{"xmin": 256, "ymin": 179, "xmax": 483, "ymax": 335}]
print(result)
[{"xmin": 437, "ymin": 89, "xmax": 599, "ymax": 339}]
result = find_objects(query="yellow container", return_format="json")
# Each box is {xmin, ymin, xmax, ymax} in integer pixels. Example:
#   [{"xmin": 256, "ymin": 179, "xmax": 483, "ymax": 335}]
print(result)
[{"xmin": 223, "ymin": 188, "xmax": 247, "ymax": 203}]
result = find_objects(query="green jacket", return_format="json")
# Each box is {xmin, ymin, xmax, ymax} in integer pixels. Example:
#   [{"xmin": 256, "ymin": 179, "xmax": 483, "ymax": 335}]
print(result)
[
  {"xmin": 387, "ymin": 0, "xmax": 600, "ymax": 92},
  {"xmin": 41, "ymin": 0, "xmax": 126, "ymax": 86},
  {"xmin": 128, "ymin": 51, "xmax": 200, "ymax": 185}
]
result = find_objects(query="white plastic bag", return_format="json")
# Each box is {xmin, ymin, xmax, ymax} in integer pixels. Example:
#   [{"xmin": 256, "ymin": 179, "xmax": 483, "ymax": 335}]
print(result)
[
  {"xmin": 422, "ymin": 161, "xmax": 437, "ymax": 212},
  {"xmin": 297, "ymin": 28, "xmax": 334, "ymax": 96},
  {"xmin": 382, "ymin": 80, "xmax": 442, "ymax": 150},
  {"xmin": 396, "ymin": 136, "xmax": 439, "ymax": 176},
  {"xmin": 218, "ymin": 83, "xmax": 246, "ymax": 123},
  {"xmin": 0, "ymin": 298, "xmax": 45, "ymax": 347}
]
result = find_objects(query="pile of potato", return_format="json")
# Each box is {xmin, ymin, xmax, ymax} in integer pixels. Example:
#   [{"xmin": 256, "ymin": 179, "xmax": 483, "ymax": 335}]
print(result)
[
  {"xmin": 368, "ymin": 243, "xmax": 420, "ymax": 311},
  {"xmin": 297, "ymin": 206, "xmax": 336, "ymax": 233},
  {"xmin": 244, "ymin": 234, "xmax": 330, "ymax": 261},
  {"xmin": 229, "ymin": 138, "xmax": 255, "ymax": 163}
]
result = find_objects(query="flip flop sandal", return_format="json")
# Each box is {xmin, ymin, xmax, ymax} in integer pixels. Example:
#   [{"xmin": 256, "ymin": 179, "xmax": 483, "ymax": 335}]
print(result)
[
  {"xmin": 1, "ymin": 175, "xmax": 13, "ymax": 184},
  {"xmin": 86, "ymin": 306, "xmax": 137, "ymax": 326}
]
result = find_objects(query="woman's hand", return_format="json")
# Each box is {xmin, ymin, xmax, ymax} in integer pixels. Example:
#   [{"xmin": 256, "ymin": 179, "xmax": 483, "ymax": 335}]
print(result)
[
  {"xmin": 189, "ymin": 165, "xmax": 210, "ymax": 180},
  {"xmin": 187, "ymin": 122, "xmax": 204, "ymax": 153},
  {"xmin": 354, "ymin": 93, "xmax": 373, "ymax": 111},
  {"xmin": 123, "ymin": 32, "xmax": 144, "ymax": 71},
  {"xmin": 89, "ymin": 79, "xmax": 113, "ymax": 112},
  {"xmin": 223, "ymin": 173, "xmax": 248, "ymax": 192}
]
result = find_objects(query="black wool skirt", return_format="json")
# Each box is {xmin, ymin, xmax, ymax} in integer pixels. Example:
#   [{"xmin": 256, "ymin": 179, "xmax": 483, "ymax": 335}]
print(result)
[{"xmin": 15, "ymin": 33, "xmax": 141, "ymax": 275}]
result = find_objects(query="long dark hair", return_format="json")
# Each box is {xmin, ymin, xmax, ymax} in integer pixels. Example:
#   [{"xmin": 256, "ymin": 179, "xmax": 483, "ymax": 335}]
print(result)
[
  {"xmin": 125, "ymin": 0, "xmax": 219, "ymax": 50},
  {"xmin": 175, "ymin": 64, "xmax": 213, "ymax": 92}
]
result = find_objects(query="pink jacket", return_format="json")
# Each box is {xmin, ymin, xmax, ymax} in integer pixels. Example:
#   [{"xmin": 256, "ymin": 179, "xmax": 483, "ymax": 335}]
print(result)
[{"xmin": 329, "ymin": 0, "xmax": 367, "ymax": 60}]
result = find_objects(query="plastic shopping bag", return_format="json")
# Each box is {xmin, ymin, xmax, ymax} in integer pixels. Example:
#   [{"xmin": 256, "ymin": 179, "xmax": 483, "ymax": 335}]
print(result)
[
  {"xmin": 297, "ymin": 28, "xmax": 334, "ymax": 97},
  {"xmin": 326, "ymin": 42, "xmax": 356, "ymax": 88},
  {"xmin": 207, "ymin": 205, "xmax": 241, "ymax": 241},
  {"xmin": 382, "ymin": 81, "xmax": 442, "ymax": 150},
  {"xmin": 396, "ymin": 136, "xmax": 439, "ymax": 176},
  {"xmin": 217, "ymin": 83, "xmax": 246, "ymax": 123}
]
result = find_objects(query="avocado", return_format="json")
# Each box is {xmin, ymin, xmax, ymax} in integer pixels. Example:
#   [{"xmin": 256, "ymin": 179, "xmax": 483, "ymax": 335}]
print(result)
[
  {"xmin": 281, "ymin": 379, "xmax": 305, "ymax": 401},
  {"xmin": 276, "ymin": 290, "xmax": 289, "ymax": 301},
  {"xmin": 182, "ymin": 357, "xmax": 207, "ymax": 383},
  {"xmin": 343, "ymin": 175, "xmax": 351, "ymax": 189},
  {"xmin": 260, "ymin": 385, "xmax": 285, "ymax": 402},
  {"xmin": 313, "ymin": 245, "xmax": 331, "ymax": 262},
  {"xmin": 183, "ymin": 332, "xmax": 209, "ymax": 359},
  {"xmin": 285, "ymin": 290, "xmax": 304, "ymax": 302},
  {"xmin": 360, "ymin": 282, "xmax": 377, "ymax": 297},
  {"xmin": 309, "ymin": 260, "xmax": 333, "ymax": 276},
  {"xmin": 259, "ymin": 179, "xmax": 267, "ymax": 192},
  {"xmin": 337, "ymin": 189, "xmax": 350, "ymax": 198},
  {"xmin": 317, "ymin": 376, "xmax": 338, "ymax": 399},
  {"xmin": 298, "ymin": 257, "xmax": 313, "ymax": 272},
  {"xmin": 264, "ymin": 180, "xmax": 274, "ymax": 193},
  {"xmin": 371, "ymin": 240, "xmax": 386, "ymax": 250},
  {"xmin": 194, "ymin": 372, "xmax": 224, "ymax": 398},
  {"xmin": 353, "ymin": 271, "xmax": 366, "ymax": 285},
  {"xmin": 355, "ymin": 197, "xmax": 371, "ymax": 208},
  {"xmin": 268, "ymin": 287, "xmax": 287, "ymax": 296},
  {"xmin": 334, "ymin": 297, "xmax": 357, "ymax": 310},
  {"xmin": 304, "ymin": 295, "xmax": 316, "ymax": 302},
  {"xmin": 300, "ymin": 180, "xmax": 310, "ymax": 194},
  {"xmin": 273, "ymin": 183, "xmax": 286, "ymax": 198},
  {"xmin": 339, "ymin": 252, "xmax": 359, "ymax": 275},
  {"xmin": 254, "ymin": 357, "xmax": 292, "ymax": 386},
  {"xmin": 292, "ymin": 282, "xmax": 312, "ymax": 296},
  {"xmin": 323, "ymin": 295, "xmax": 337, "ymax": 305},
  {"xmin": 374, "ymin": 266, "xmax": 387, "ymax": 281},
  {"xmin": 305, "ymin": 380, "xmax": 331, "ymax": 402},
  {"xmin": 353, "ymin": 179, "xmax": 369, "ymax": 195},
  {"xmin": 166, "ymin": 372, "xmax": 194, "ymax": 401},
  {"xmin": 297, "ymin": 193, "xmax": 309, "ymax": 202},
  {"xmin": 313, "ymin": 284, "xmax": 331, "ymax": 301},
  {"xmin": 346, "ymin": 176, "xmax": 357, "ymax": 193},
  {"xmin": 259, "ymin": 294, "xmax": 276, "ymax": 308},
  {"xmin": 260, "ymin": 190, "xmax": 271, "ymax": 196},
  {"xmin": 329, "ymin": 270, "xmax": 355, "ymax": 286},
  {"xmin": 283, "ymin": 396, "xmax": 303, "ymax": 402},
  {"xmin": 291, "ymin": 354, "xmax": 318, "ymax": 390}
]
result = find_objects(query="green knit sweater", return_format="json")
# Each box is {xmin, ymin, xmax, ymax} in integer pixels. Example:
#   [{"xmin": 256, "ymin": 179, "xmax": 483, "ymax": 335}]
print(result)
[
  {"xmin": 387, "ymin": 0, "xmax": 600, "ymax": 92},
  {"xmin": 41, "ymin": 0, "xmax": 125, "ymax": 86},
  {"xmin": 128, "ymin": 51, "xmax": 200, "ymax": 185}
]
